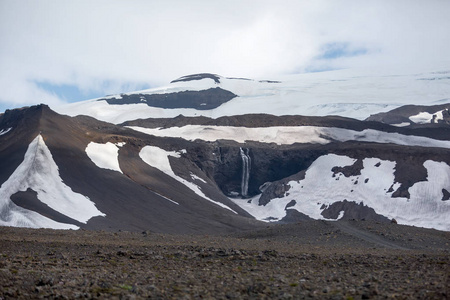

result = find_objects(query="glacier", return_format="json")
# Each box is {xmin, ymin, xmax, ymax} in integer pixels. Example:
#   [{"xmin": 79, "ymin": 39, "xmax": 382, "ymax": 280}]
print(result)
[{"xmin": 54, "ymin": 65, "xmax": 450, "ymax": 124}]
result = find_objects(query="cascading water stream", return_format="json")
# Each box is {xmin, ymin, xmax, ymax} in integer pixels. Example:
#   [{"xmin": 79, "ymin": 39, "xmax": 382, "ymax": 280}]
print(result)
[{"xmin": 240, "ymin": 147, "xmax": 251, "ymax": 197}]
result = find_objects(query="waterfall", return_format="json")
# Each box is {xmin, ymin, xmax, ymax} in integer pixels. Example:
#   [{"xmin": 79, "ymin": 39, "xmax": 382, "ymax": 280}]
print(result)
[{"xmin": 240, "ymin": 147, "xmax": 251, "ymax": 197}]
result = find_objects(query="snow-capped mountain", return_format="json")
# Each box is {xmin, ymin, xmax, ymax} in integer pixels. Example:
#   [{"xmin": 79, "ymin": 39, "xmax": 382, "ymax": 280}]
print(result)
[
  {"xmin": 1, "ymin": 67, "xmax": 450, "ymax": 232},
  {"xmin": 54, "ymin": 66, "xmax": 450, "ymax": 124}
]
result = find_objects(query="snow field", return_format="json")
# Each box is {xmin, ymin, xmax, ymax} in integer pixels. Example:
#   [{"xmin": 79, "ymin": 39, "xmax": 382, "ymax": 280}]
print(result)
[
  {"xmin": 128, "ymin": 125, "xmax": 450, "ymax": 149},
  {"xmin": 53, "ymin": 65, "xmax": 450, "ymax": 124},
  {"xmin": 231, "ymin": 154, "xmax": 450, "ymax": 231}
]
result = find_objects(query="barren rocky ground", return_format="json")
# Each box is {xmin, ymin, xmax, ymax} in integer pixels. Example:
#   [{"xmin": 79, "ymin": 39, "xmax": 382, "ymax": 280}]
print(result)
[{"xmin": 0, "ymin": 220, "xmax": 449, "ymax": 299}]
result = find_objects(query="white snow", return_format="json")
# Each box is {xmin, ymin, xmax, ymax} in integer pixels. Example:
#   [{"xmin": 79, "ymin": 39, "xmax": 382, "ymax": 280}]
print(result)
[
  {"xmin": 391, "ymin": 122, "xmax": 411, "ymax": 127},
  {"xmin": 128, "ymin": 125, "xmax": 450, "ymax": 149},
  {"xmin": 231, "ymin": 154, "xmax": 450, "ymax": 231},
  {"xmin": 190, "ymin": 172, "xmax": 206, "ymax": 183},
  {"xmin": 337, "ymin": 211, "xmax": 345, "ymax": 220},
  {"xmin": 230, "ymin": 194, "xmax": 287, "ymax": 222},
  {"xmin": 139, "ymin": 145, "xmax": 236, "ymax": 213},
  {"xmin": 53, "ymin": 64, "xmax": 450, "ymax": 124},
  {"xmin": 150, "ymin": 190, "xmax": 179, "ymax": 206},
  {"xmin": 0, "ymin": 135, "xmax": 105, "ymax": 229},
  {"xmin": 129, "ymin": 125, "xmax": 328, "ymax": 145},
  {"xmin": 0, "ymin": 127, "xmax": 12, "ymax": 136},
  {"xmin": 85, "ymin": 142, "xmax": 124, "ymax": 173},
  {"xmin": 409, "ymin": 109, "xmax": 445, "ymax": 124}
]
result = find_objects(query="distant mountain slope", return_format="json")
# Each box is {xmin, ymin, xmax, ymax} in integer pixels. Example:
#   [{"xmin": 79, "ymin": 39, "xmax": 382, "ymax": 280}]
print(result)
[
  {"xmin": 1, "ymin": 104, "xmax": 449, "ymax": 231},
  {"xmin": 0, "ymin": 105, "xmax": 262, "ymax": 233}
]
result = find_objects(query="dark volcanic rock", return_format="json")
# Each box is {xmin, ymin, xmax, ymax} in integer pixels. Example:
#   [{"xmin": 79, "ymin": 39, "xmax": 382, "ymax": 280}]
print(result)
[
  {"xmin": 320, "ymin": 200, "xmax": 390, "ymax": 222},
  {"xmin": 123, "ymin": 113, "xmax": 389, "ymax": 130},
  {"xmin": 208, "ymin": 144, "xmax": 324, "ymax": 198},
  {"xmin": 171, "ymin": 73, "xmax": 221, "ymax": 84},
  {"xmin": 0, "ymin": 105, "xmax": 44, "ymax": 189},
  {"xmin": 442, "ymin": 108, "xmax": 450, "ymax": 124},
  {"xmin": 104, "ymin": 87, "xmax": 237, "ymax": 110},
  {"xmin": 442, "ymin": 189, "xmax": 450, "ymax": 201},
  {"xmin": 332, "ymin": 159, "xmax": 364, "ymax": 177},
  {"xmin": 10, "ymin": 189, "xmax": 83, "ymax": 227},
  {"xmin": 279, "ymin": 208, "xmax": 313, "ymax": 222},
  {"xmin": 258, "ymin": 170, "xmax": 307, "ymax": 206}
]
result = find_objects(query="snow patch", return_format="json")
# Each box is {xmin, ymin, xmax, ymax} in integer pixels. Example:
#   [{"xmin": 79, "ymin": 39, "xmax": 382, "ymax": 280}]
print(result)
[
  {"xmin": 190, "ymin": 173, "xmax": 206, "ymax": 183},
  {"xmin": 86, "ymin": 142, "xmax": 124, "ymax": 173},
  {"xmin": 231, "ymin": 154, "xmax": 450, "ymax": 231},
  {"xmin": 139, "ymin": 146, "xmax": 236, "ymax": 213},
  {"xmin": 0, "ymin": 135, "xmax": 105, "ymax": 229},
  {"xmin": 409, "ymin": 110, "xmax": 445, "ymax": 124},
  {"xmin": 391, "ymin": 122, "xmax": 411, "ymax": 127},
  {"xmin": 128, "ymin": 125, "xmax": 450, "ymax": 149}
]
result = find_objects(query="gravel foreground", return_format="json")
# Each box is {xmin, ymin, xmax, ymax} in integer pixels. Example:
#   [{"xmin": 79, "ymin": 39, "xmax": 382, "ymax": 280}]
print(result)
[{"xmin": 0, "ymin": 221, "xmax": 449, "ymax": 299}]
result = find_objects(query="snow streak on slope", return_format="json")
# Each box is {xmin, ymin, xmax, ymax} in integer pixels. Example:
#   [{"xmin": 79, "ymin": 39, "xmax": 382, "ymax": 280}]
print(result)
[
  {"xmin": 54, "ymin": 65, "xmax": 450, "ymax": 124},
  {"xmin": 0, "ymin": 135, "xmax": 105, "ymax": 229},
  {"xmin": 86, "ymin": 142, "xmax": 124, "ymax": 173},
  {"xmin": 0, "ymin": 128, "xmax": 12, "ymax": 136},
  {"xmin": 139, "ymin": 146, "xmax": 236, "ymax": 213},
  {"xmin": 231, "ymin": 154, "xmax": 450, "ymax": 231},
  {"xmin": 128, "ymin": 125, "xmax": 450, "ymax": 149}
]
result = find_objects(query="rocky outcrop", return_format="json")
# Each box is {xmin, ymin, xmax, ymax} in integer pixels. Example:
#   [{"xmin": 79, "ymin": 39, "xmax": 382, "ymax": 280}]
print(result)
[
  {"xmin": 366, "ymin": 103, "xmax": 450, "ymax": 125},
  {"xmin": 320, "ymin": 200, "xmax": 390, "ymax": 222},
  {"xmin": 171, "ymin": 73, "xmax": 221, "ymax": 84},
  {"xmin": 104, "ymin": 87, "xmax": 237, "ymax": 110}
]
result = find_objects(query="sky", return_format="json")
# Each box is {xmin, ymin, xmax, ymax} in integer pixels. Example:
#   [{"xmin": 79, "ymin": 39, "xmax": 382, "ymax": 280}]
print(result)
[{"xmin": 1, "ymin": 0, "xmax": 449, "ymax": 113}]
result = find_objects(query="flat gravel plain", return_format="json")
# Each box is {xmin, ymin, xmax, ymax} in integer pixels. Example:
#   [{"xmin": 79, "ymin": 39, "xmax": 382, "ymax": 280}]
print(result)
[{"xmin": 0, "ymin": 220, "xmax": 449, "ymax": 299}]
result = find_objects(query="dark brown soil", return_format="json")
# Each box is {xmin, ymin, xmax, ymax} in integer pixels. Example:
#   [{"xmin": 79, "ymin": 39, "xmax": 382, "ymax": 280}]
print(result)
[{"xmin": 1, "ymin": 221, "xmax": 448, "ymax": 299}]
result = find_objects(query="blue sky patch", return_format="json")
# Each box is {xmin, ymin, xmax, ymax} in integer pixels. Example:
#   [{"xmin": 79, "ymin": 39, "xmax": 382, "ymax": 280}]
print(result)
[
  {"xmin": 304, "ymin": 65, "xmax": 340, "ymax": 73},
  {"xmin": 35, "ymin": 81, "xmax": 104, "ymax": 103},
  {"xmin": 318, "ymin": 42, "xmax": 368, "ymax": 60},
  {"xmin": 35, "ymin": 81, "xmax": 152, "ymax": 103}
]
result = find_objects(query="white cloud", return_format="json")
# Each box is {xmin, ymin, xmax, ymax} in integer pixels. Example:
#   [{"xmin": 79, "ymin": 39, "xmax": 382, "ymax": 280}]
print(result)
[{"xmin": 1, "ymin": 0, "xmax": 449, "ymax": 111}]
